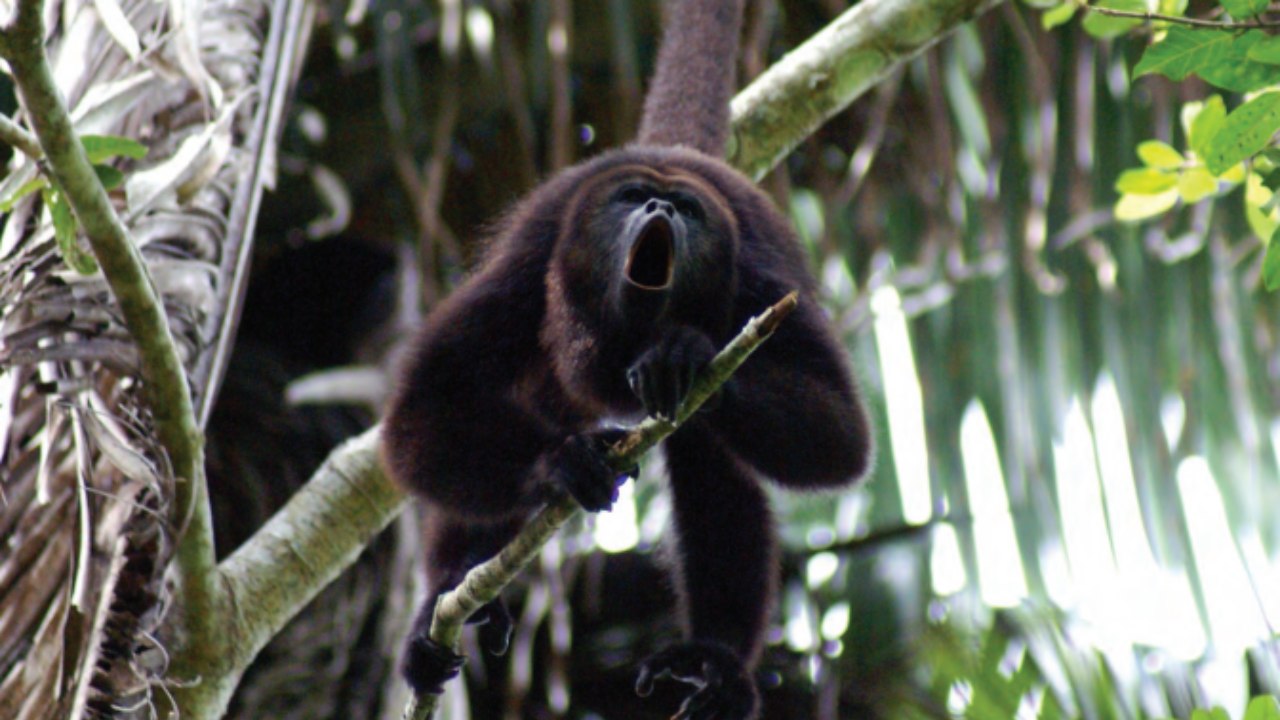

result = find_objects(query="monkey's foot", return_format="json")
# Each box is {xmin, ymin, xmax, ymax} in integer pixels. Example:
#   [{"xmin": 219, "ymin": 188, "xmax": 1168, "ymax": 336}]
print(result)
[
  {"xmin": 470, "ymin": 598, "xmax": 514, "ymax": 656},
  {"xmin": 402, "ymin": 631, "xmax": 465, "ymax": 696},
  {"xmin": 635, "ymin": 640, "xmax": 761, "ymax": 720}
]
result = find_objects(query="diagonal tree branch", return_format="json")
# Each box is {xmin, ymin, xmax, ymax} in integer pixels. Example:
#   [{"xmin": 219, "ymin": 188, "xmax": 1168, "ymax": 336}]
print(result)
[
  {"xmin": 405, "ymin": 291, "xmax": 799, "ymax": 720},
  {"xmin": 729, "ymin": 0, "xmax": 1003, "ymax": 180},
  {"xmin": 0, "ymin": 112, "xmax": 42, "ymax": 160}
]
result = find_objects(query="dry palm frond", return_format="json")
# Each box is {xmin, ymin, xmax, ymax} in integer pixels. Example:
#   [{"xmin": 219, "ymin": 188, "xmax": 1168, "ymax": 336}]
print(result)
[{"xmin": 0, "ymin": 0, "xmax": 308, "ymax": 714}]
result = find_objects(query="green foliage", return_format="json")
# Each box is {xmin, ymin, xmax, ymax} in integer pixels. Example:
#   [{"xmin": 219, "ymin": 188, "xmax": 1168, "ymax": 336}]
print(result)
[
  {"xmin": 1111, "ymin": 110, "xmax": 1244, "ymax": 223},
  {"xmin": 1181, "ymin": 702, "xmax": 1280, "ymax": 720},
  {"xmin": 0, "ymin": 133, "xmax": 144, "ymax": 211},
  {"xmin": 1111, "ymin": 83, "xmax": 1280, "ymax": 264},
  {"xmin": 1133, "ymin": 29, "xmax": 1276, "ymax": 93},
  {"xmin": 1220, "ymin": 0, "xmax": 1267, "ymax": 20},
  {"xmin": 924, "ymin": 616, "xmax": 1280, "ymax": 720},
  {"xmin": 1080, "ymin": 0, "xmax": 1144, "ymax": 38},
  {"xmin": 0, "ymin": 133, "xmax": 144, "ymax": 273},
  {"xmin": 1246, "ymin": 696, "xmax": 1280, "ymax": 720},
  {"xmin": 42, "ymin": 187, "xmax": 98, "ymax": 275},
  {"xmin": 923, "ymin": 621, "xmax": 1064, "ymax": 720},
  {"xmin": 1041, "ymin": 3, "xmax": 1077, "ymax": 29},
  {"xmin": 1202, "ymin": 93, "xmax": 1280, "ymax": 175},
  {"xmin": 80, "ymin": 134, "xmax": 148, "ymax": 163},
  {"xmin": 1249, "ymin": 36, "xmax": 1280, "ymax": 65},
  {"xmin": 0, "ymin": 176, "xmax": 45, "ymax": 212},
  {"xmin": 1188, "ymin": 95, "xmax": 1226, "ymax": 158},
  {"xmin": 1091, "ymin": 0, "xmax": 1280, "ymax": 290}
]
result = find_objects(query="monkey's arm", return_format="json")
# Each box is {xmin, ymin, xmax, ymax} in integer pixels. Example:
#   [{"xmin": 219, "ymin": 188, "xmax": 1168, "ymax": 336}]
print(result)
[
  {"xmin": 383, "ymin": 249, "xmax": 631, "ymax": 518},
  {"xmin": 705, "ymin": 292, "xmax": 873, "ymax": 489},
  {"xmin": 382, "ymin": 258, "xmax": 565, "ymax": 518}
]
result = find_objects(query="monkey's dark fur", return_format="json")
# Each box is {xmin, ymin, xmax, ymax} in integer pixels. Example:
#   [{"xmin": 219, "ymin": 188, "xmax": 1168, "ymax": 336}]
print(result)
[{"xmin": 381, "ymin": 1, "xmax": 872, "ymax": 717}]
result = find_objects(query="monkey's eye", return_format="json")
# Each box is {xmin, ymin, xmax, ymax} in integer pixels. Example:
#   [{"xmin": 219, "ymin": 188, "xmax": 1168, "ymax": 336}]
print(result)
[
  {"xmin": 672, "ymin": 195, "xmax": 703, "ymax": 221},
  {"xmin": 616, "ymin": 186, "xmax": 650, "ymax": 205}
]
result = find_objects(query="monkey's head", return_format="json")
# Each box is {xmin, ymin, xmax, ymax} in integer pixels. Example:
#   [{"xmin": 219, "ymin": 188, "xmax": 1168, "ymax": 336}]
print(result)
[{"xmin": 554, "ymin": 156, "xmax": 740, "ymax": 329}]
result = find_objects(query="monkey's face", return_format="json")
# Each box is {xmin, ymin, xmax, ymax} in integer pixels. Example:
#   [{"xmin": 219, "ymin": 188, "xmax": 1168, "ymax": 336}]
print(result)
[{"xmin": 567, "ymin": 165, "xmax": 738, "ymax": 307}]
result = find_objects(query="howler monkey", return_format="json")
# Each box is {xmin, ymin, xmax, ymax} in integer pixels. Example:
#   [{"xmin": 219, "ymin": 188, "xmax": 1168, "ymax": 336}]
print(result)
[{"xmin": 381, "ymin": 0, "xmax": 873, "ymax": 716}]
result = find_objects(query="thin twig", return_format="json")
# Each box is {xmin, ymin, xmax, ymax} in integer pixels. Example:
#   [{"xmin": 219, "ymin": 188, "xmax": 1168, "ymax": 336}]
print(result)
[
  {"xmin": 1080, "ymin": 2, "xmax": 1280, "ymax": 28},
  {"xmin": 404, "ymin": 291, "xmax": 801, "ymax": 720},
  {"xmin": 547, "ymin": 0, "xmax": 573, "ymax": 171},
  {"xmin": 0, "ymin": 113, "xmax": 42, "ymax": 160}
]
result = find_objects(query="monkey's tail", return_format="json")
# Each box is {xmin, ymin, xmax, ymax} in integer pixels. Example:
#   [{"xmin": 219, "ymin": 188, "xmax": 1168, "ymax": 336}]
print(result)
[{"xmin": 636, "ymin": 0, "xmax": 746, "ymax": 157}]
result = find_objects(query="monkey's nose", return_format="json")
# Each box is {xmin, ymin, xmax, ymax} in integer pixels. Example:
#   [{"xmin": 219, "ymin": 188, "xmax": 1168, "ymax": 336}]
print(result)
[{"xmin": 645, "ymin": 199, "xmax": 675, "ymax": 217}]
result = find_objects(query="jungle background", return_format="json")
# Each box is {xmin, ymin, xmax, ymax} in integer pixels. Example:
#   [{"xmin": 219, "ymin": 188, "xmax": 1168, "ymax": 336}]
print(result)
[{"xmin": 5, "ymin": 0, "xmax": 1280, "ymax": 718}]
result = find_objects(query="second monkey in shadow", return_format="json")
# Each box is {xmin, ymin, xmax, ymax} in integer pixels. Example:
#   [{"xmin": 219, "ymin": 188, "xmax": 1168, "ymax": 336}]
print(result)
[{"xmin": 381, "ymin": 0, "xmax": 873, "ymax": 716}]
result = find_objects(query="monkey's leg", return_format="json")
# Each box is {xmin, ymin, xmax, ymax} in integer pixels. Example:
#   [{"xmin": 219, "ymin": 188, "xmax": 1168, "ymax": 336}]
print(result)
[{"xmin": 638, "ymin": 425, "xmax": 774, "ymax": 720}]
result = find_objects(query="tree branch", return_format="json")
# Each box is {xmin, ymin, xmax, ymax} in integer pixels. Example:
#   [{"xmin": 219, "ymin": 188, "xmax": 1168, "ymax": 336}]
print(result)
[
  {"xmin": 0, "ymin": 113, "xmax": 42, "ymax": 160},
  {"xmin": 729, "ymin": 0, "xmax": 1003, "ymax": 180},
  {"xmin": 164, "ymin": 427, "xmax": 405, "ymax": 717},
  {"xmin": 405, "ymin": 291, "xmax": 799, "ymax": 720}
]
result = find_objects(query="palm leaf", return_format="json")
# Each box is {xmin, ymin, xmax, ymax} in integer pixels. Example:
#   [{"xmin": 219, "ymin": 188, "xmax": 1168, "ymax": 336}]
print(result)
[{"xmin": 0, "ymin": 0, "xmax": 307, "ymax": 714}]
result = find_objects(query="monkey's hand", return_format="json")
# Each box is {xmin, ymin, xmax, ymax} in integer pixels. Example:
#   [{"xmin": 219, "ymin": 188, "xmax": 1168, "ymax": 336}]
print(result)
[
  {"xmin": 635, "ymin": 640, "xmax": 761, "ymax": 720},
  {"xmin": 627, "ymin": 326, "xmax": 716, "ymax": 422},
  {"xmin": 544, "ymin": 428, "xmax": 637, "ymax": 512}
]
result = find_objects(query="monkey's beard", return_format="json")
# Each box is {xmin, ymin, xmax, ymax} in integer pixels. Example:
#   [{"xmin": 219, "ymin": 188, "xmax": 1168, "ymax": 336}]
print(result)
[{"xmin": 624, "ymin": 215, "xmax": 676, "ymax": 291}]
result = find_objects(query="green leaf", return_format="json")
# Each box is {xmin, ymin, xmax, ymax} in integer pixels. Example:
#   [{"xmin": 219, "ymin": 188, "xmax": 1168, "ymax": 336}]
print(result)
[
  {"xmin": 1247, "ymin": 174, "xmax": 1279, "ymax": 241},
  {"xmin": 1189, "ymin": 95, "xmax": 1227, "ymax": 159},
  {"xmin": 1041, "ymin": 2, "xmax": 1077, "ymax": 29},
  {"xmin": 1116, "ymin": 167, "xmax": 1178, "ymax": 194},
  {"xmin": 1115, "ymin": 189, "xmax": 1178, "ymax": 221},
  {"xmin": 1222, "ymin": 0, "xmax": 1268, "ymax": 20},
  {"xmin": 1178, "ymin": 166, "xmax": 1217, "ymax": 202},
  {"xmin": 1245, "ymin": 696, "xmax": 1280, "ymax": 720},
  {"xmin": 1134, "ymin": 28, "xmax": 1277, "ymax": 93},
  {"xmin": 0, "ymin": 175, "xmax": 48, "ymax": 213},
  {"xmin": 43, "ymin": 189, "xmax": 98, "ymax": 275},
  {"xmin": 1138, "ymin": 140, "xmax": 1184, "ymax": 169},
  {"xmin": 93, "ymin": 164, "xmax": 125, "ymax": 190},
  {"xmin": 1082, "ymin": 0, "xmax": 1144, "ymax": 39},
  {"xmin": 1190, "ymin": 709, "xmax": 1231, "ymax": 720},
  {"xmin": 1262, "ymin": 168, "xmax": 1280, "ymax": 192},
  {"xmin": 1196, "ymin": 33, "xmax": 1278, "ymax": 93},
  {"xmin": 81, "ymin": 134, "xmax": 148, "ymax": 163},
  {"xmin": 1134, "ymin": 27, "xmax": 1228, "ymax": 80},
  {"xmin": 1203, "ymin": 92, "xmax": 1280, "ymax": 176},
  {"xmin": 1248, "ymin": 36, "xmax": 1280, "ymax": 64}
]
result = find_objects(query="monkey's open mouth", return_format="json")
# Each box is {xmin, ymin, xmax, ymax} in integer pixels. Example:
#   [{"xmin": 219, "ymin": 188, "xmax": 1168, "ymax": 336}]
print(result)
[{"xmin": 625, "ymin": 216, "xmax": 675, "ymax": 290}]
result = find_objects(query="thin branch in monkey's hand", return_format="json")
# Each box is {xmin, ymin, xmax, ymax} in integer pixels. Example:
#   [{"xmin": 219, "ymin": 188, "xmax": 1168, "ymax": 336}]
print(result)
[{"xmin": 404, "ymin": 290, "xmax": 800, "ymax": 720}]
